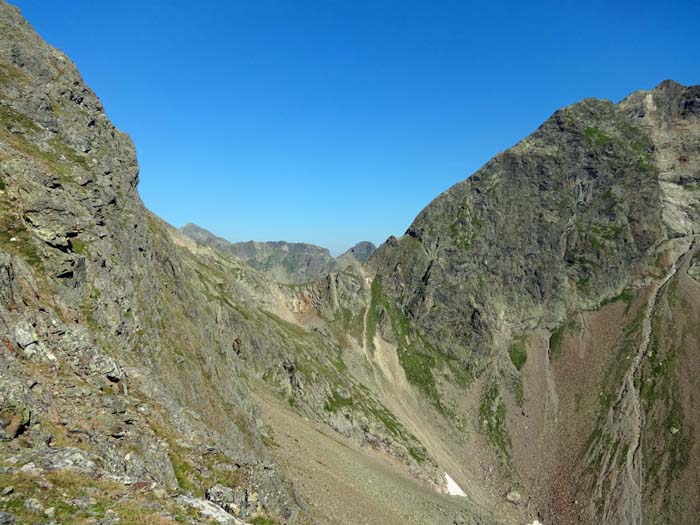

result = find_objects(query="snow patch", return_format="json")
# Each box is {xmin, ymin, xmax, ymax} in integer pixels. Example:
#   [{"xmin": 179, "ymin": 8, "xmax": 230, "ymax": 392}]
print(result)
[
  {"xmin": 528, "ymin": 521, "xmax": 544, "ymax": 525},
  {"xmin": 443, "ymin": 472, "xmax": 466, "ymax": 497}
]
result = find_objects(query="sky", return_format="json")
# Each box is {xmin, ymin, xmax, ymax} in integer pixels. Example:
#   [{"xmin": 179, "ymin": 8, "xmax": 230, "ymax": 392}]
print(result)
[{"xmin": 11, "ymin": 0, "xmax": 700, "ymax": 254}]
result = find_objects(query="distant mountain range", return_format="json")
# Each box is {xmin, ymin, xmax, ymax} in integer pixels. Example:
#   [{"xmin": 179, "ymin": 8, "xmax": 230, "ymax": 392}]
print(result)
[{"xmin": 180, "ymin": 223, "xmax": 376, "ymax": 284}]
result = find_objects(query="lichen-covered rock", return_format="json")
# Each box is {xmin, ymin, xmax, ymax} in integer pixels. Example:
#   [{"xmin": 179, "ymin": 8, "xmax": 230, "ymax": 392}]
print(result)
[
  {"xmin": 175, "ymin": 495, "xmax": 248, "ymax": 525},
  {"xmin": 0, "ymin": 405, "xmax": 29, "ymax": 440}
]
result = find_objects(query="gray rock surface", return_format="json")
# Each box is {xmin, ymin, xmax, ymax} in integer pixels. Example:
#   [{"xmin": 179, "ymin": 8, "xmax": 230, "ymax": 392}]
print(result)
[
  {"xmin": 175, "ymin": 495, "xmax": 250, "ymax": 524},
  {"xmin": 370, "ymin": 94, "xmax": 670, "ymax": 368},
  {"xmin": 366, "ymin": 80, "xmax": 700, "ymax": 523}
]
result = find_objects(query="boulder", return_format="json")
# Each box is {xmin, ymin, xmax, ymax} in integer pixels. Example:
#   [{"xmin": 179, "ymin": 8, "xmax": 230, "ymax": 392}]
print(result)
[
  {"xmin": 506, "ymin": 490, "xmax": 522, "ymax": 505},
  {"xmin": 0, "ymin": 405, "xmax": 30, "ymax": 441},
  {"xmin": 175, "ymin": 495, "xmax": 248, "ymax": 525}
]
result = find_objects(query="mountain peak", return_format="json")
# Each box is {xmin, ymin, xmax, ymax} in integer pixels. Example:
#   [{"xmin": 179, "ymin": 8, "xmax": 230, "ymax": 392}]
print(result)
[{"xmin": 337, "ymin": 240, "xmax": 377, "ymax": 264}]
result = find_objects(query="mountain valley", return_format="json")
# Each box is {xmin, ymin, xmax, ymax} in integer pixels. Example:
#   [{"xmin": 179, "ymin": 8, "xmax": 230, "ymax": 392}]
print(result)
[{"xmin": 0, "ymin": 2, "xmax": 699, "ymax": 524}]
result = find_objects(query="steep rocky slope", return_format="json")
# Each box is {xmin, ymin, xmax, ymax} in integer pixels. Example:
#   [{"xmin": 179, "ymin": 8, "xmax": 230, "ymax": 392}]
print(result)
[
  {"xmin": 1, "ymin": 1, "xmax": 700, "ymax": 524},
  {"xmin": 368, "ymin": 80, "xmax": 700, "ymax": 523},
  {"xmin": 0, "ymin": 4, "xmax": 481, "ymax": 524},
  {"xmin": 0, "ymin": 2, "xmax": 310, "ymax": 523},
  {"xmin": 180, "ymin": 223, "xmax": 376, "ymax": 284}
]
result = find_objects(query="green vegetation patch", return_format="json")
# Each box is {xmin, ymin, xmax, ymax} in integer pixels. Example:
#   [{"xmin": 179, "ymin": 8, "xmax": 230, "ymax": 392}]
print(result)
[
  {"xmin": 0, "ymin": 103, "xmax": 90, "ymax": 182},
  {"xmin": 398, "ymin": 234, "xmax": 423, "ymax": 253},
  {"xmin": 576, "ymin": 276, "xmax": 591, "ymax": 292},
  {"xmin": 367, "ymin": 402, "xmax": 405, "ymax": 439},
  {"xmin": 0, "ymin": 469, "xmax": 200, "ymax": 524},
  {"xmin": 407, "ymin": 446, "xmax": 428, "ymax": 464},
  {"xmin": 397, "ymin": 344, "xmax": 440, "ymax": 403},
  {"xmin": 260, "ymin": 310, "xmax": 309, "ymax": 339},
  {"xmin": 323, "ymin": 382, "xmax": 430, "ymax": 464},
  {"xmin": 590, "ymin": 223, "xmax": 626, "ymax": 241},
  {"xmin": 0, "ymin": 59, "xmax": 29, "ymax": 87},
  {"xmin": 508, "ymin": 336, "xmax": 527, "ymax": 370},
  {"xmin": 585, "ymin": 126, "xmax": 611, "ymax": 146},
  {"xmin": 638, "ymin": 290, "xmax": 691, "ymax": 487},
  {"xmin": 170, "ymin": 451, "xmax": 203, "ymax": 493},
  {"xmin": 324, "ymin": 391, "xmax": 354, "ymax": 413},
  {"xmin": 0, "ymin": 200, "xmax": 43, "ymax": 270},
  {"xmin": 595, "ymin": 299, "xmax": 647, "ymax": 412},
  {"xmin": 367, "ymin": 275, "xmax": 474, "ymax": 411},
  {"xmin": 329, "ymin": 306, "xmax": 363, "ymax": 349},
  {"xmin": 513, "ymin": 375, "xmax": 525, "ymax": 408},
  {"xmin": 0, "ymin": 103, "xmax": 40, "ymax": 132},
  {"xmin": 70, "ymin": 236, "xmax": 89, "ymax": 256},
  {"xmin": 47, "ymin": 135, "xmax": 90, "ymax": 169},
  {"xmin": 640, "ymin": 331, "xmax": 673, "ymax": 406},
  {"xmin": 251, "ymin": 518, "xmax": 278, "ymax": 525},
  {"xmin": 368, "ymin": 276, "xmax": 439, "ymax": 404},
  {"xmin": 548, "ymin": 325, "xmax": 565, "ymax": 360},
  {"xmin": 597, "ymin": 287, "xmax": 635, "ymax": 311},
  {"xmin": 170, "ymin": 446, "xmax": 245, "ymax": 494},
  {"xmin": 449, "ymin": 208, "xmax": 482, "ymax": 251}
]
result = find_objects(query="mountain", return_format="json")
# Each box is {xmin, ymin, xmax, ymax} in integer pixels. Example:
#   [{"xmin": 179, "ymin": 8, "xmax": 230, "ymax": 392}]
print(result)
[
  {"xmin": 179, "ymin": 222, "xmax": 232, "ymax": 247},
  {"xmin": 336, "ymin": 241, "xmax": 377, "ymax": 266},
  {"xmin": 368, "ymin": 80, "xmax": 700, "ymax": 523},
  {"xmin": 1, "ymin": 1, "xmax": 699, "ymax": 523},
  {"xmin": 180, "ymin": 223, "xmax": 376, "ymax": 284},
  {"xmin": 0, "ymin": 4, "xmax": 303, "ymax": 523}
]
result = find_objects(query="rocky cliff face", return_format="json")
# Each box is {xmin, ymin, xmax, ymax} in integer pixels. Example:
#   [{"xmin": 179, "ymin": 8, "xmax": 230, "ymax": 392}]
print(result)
[
  {"xmin": 368, "ymin": 80, "xmax": 700, "ymax": 523},
  {"xmin": 1, "ymin": 1, "xmax": 700, "ymax": 524},
  {"xmin": 370, "ymin": 93, "xmax": 669, "ymax": 367}
]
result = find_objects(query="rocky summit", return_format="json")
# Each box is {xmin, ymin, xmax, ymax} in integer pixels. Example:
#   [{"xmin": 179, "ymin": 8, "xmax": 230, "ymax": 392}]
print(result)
[{"xmin": 1, "ymin": 1, "xmax": 699, "ymax": 524}]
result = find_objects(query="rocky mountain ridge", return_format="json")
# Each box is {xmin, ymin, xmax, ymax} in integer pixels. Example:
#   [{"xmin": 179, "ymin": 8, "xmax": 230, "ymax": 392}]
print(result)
[
  {"xmin": 368, "ymin": 78, "xmax": 700, "ymax": 523},
  {"xmin": 1, "ymin": 1, "xmax": 699, "ymax": 524},
  {"xmin": 180, "ymin": 223, "xmax": 376, "ymax": 284}
]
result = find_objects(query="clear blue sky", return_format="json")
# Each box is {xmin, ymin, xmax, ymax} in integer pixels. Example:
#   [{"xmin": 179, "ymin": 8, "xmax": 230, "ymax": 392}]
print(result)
[{"xmin": 12, "ymin": 0, "xmax": 700, "ymax": 254}]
